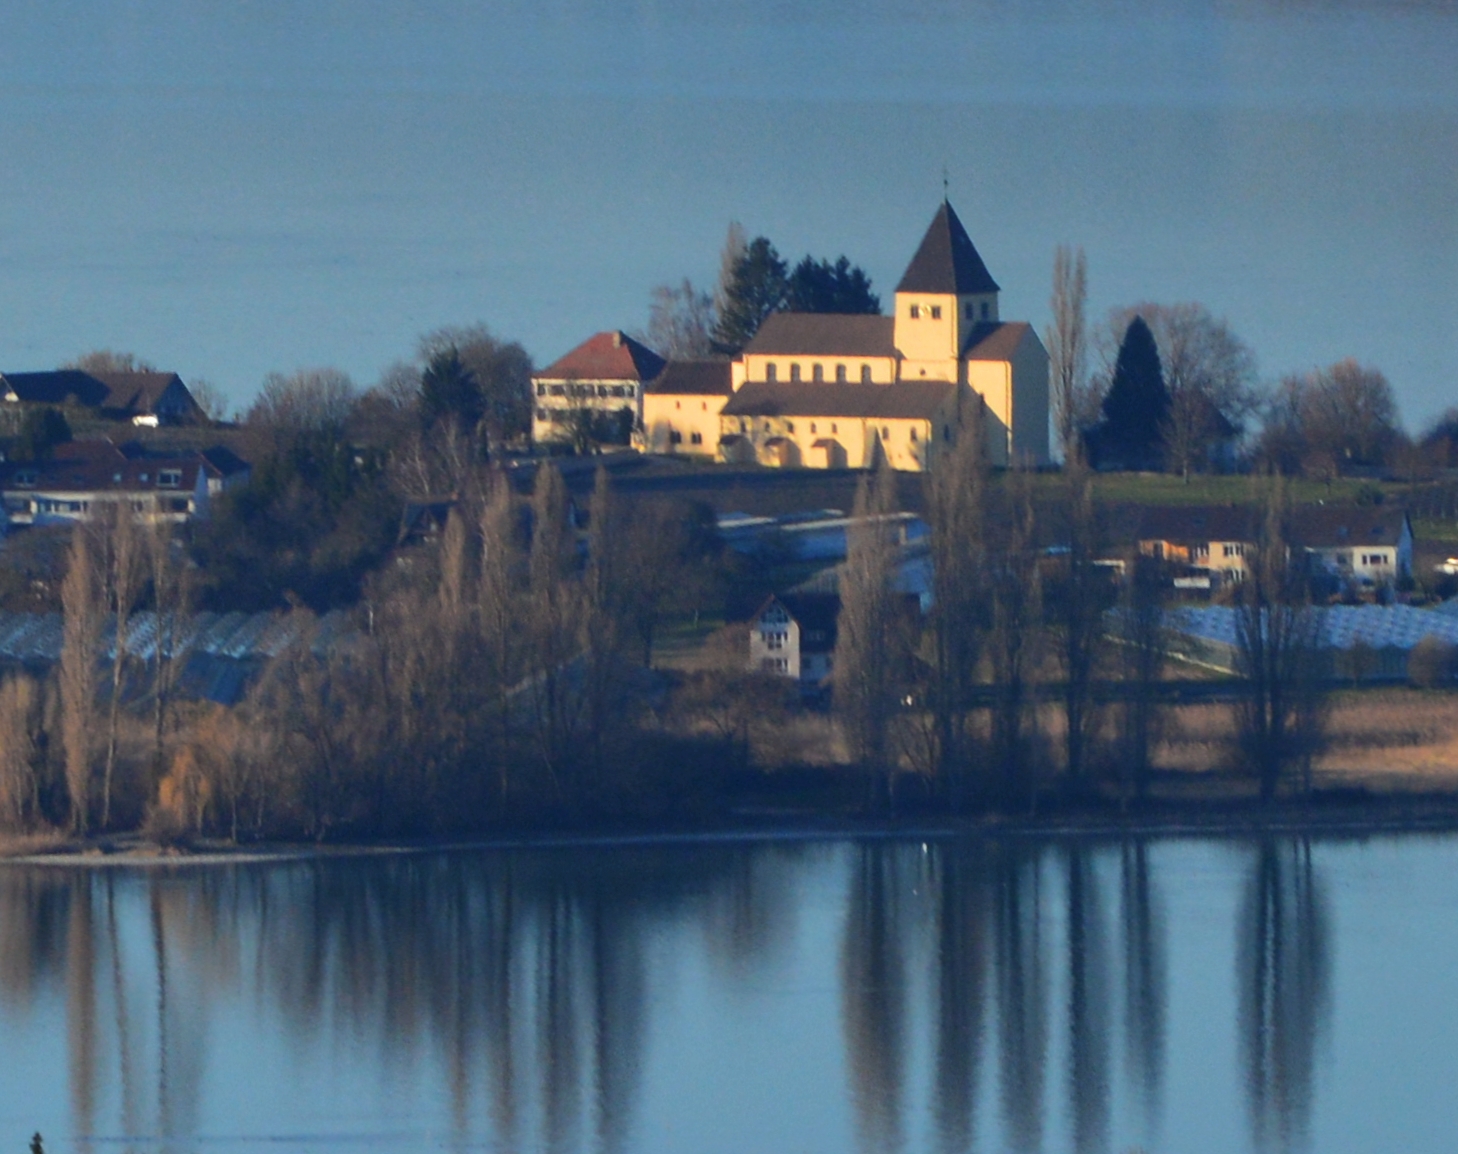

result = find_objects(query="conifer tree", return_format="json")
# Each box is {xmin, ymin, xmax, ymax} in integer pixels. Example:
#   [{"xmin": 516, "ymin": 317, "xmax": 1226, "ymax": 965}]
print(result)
[
  {"xmin": 1101, "ymin": 316, "xmax": 1169, "ymax": 467},
  {"xmin": 711, "ymin": 237, "xmax": 787, "ymax": 355}
]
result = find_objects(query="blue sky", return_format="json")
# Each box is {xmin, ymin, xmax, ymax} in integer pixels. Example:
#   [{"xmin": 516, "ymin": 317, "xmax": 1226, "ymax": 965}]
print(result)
[{"xmin": 0, "ymin": 0, "xmax": 1454, "ymax": 425}]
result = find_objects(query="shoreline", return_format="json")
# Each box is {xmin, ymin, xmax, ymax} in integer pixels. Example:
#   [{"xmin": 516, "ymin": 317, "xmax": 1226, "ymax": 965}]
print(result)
[{"xmin": 11, "ymin": 789, "xmax": 1458, "ymax": 867}]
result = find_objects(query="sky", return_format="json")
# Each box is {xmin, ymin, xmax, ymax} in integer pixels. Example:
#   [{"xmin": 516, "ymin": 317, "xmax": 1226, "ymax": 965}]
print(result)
[{"xmin": 0, "ymin": 0, "xmax": 1454, "ymax": 426}]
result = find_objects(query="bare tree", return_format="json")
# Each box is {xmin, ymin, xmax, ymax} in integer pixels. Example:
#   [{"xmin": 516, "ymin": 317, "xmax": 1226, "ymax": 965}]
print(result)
[
  {"xmin": 988, "ymin": 465, "xmax": 1043, "ymax": 810},
  {"xmin": 246, "ymin": 368, "xmax": 358, "ymax": 434},
  {"xmin": 187, "ymin": 379, "xmax": 231, "ymax": 423},
  {"xmin": 95, "ymin": 503, "xmax": 143, "ymax": 830},
  {"xmin": 0, "ymin": 675, "xmax": 43, "ymax": 829},
  {"xmin": 1050, "ymin": 455, "xmax": 1105, "ymax": 790},
  {"xmin": 1232, "ymin": 476, "xmax": 1329, "ymax": 801},
  {"xmin": 478, "ymin": 475, "xmax": 522, "ymax": 802},
  {"xmin": 924, "ymin": 402, "xmax": 989, "ymax": 807},
  {"xmin": 64, "ymin": 350, "xmax": 157, "ymax": 374},
  {"xmin": 147, "ymin": 522, "xmax": 192, "ymax": 790},
  {"xmin": 713, "ymin": 222, "xmax": 749, "ymax": 323},
  {"xmin": 1046, "ymin": 245, "xmax": 1089, "ymax": 465},
  {"xmin": 61, "ymin": 526, "xmax": 103, "ymax": 833},
  {"xmin": 640, "ymin": 279, "xmax": 716, "ymax": 359},
  {"xmin": 835, "ymin": 462, "xmax": 904, "ymax": 807},
  {"xmin": 1117, "ymin": 555, "xmax": 1166, "ymax": 804}
]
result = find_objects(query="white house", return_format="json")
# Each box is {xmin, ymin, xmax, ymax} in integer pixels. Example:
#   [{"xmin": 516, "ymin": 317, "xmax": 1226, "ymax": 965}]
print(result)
[{"xmin": 748, "ymin": 593, "xmax": 839, "ymax": 690}]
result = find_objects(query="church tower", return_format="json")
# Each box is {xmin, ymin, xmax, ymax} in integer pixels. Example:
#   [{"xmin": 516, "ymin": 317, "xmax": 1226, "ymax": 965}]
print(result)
[{"xmin": 893, "ymin": 200, "xmax": 1001, "ymax": 380}]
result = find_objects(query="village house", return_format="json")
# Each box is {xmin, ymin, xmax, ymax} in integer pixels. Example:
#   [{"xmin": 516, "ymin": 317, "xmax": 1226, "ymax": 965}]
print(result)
[
  {"xmin": 0, "ymin": 439, "xmax": 250, "ymax": 529},
  {"xmin": 1, "ymin": 369, "xmax": 204, "ymax": 427},
  {"xmin": 530, "ymin": 331, "xmax": 665, "ymax": 449},
  {"xmin": 748, "ymin": 593, "xmax": 839, "ymax": 690},
  {"xmin": 1133, "ymin": 505, "xmax": 1261, "ymax": 590},
  {"xmin": 1292, "ymin": 505, "xmax": 1413, "ymax": 588},
  {"xmin": 535, "ymin": 200, "xmax": 1049, "ymax": 471},
  {"xmin": 641, "ymin": 360, "xmax": 732, "ymax": 456}
]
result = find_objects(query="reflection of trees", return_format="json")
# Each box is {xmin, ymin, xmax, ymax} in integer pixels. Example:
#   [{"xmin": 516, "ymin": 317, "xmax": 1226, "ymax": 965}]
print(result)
[
  {"xmin": 0, "ymin": 845, "xmax": 800, "ymax": 1151},
  {"xmin": 1238, "ymin": 838, "xmax": 1330, "ymax": 1152},
  {"xmin": 840, "ymin": 843, "xmax": 910, "ymax": 1154},
  {"xmin": 994, "ymin": 843, "xmax": 1048, "ymax": 1154},
  {"xmin": 1120, "ymin": 840, "xmax": 1165, "ymax": 1134},
  {"xmin": 1065, "ymin": 843, "xmax": 1110, "ymax": 1154},
  {"xmin": 931, "ymin": 842, "xmax": 990, "ymax": 1154}
]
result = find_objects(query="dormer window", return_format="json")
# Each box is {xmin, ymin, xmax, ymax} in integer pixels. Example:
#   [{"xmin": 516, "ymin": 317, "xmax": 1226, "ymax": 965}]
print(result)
[
  {"xmin": 158, "ymin": 469, "xmax": 182, "ymax": 488},
  {"xmin": 139, "ymin": 473, "xmax": 149, "ymax": 482}
]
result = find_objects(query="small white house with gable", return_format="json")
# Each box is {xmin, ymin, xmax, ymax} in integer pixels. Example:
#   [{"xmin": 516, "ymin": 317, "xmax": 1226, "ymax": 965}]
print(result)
[{"xmin": 748, "ymin": 593, "xmax": 839, "ymax": 690}]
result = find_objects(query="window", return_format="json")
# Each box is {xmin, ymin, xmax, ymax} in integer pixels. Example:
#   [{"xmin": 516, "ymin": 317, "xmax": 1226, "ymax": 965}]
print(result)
[
  {"xmin": 690, "ymin": 431, "xmax": 703, "ymax": 445},
  {"xmin": 786, "ymin": 421, "xmax": 794, "ymax": 433},
  {"xmin": 701, "ymin": 402, "xmax": 707, "ymax": 411},
  {"xmin": 810, "ymin": 422, "xmax": 817, "ymax": 434},
  {"xmin": 910, "ymin": 427, "xmax": 918, "ymax": 442},
  {"xmin": 675, "ymin": 400, "xmax": 681, "ymax": 409},
  {"xmin": 860, "ymin": 364, "xmax": 872, "ymax": 384},
  {"xmin": 537, "ymin": 408, "xmax": 548, "ymax": 421},
  {"xmin": 169, "ymin": 497, "xmax": 189, "ymax": 513},
  {"xmin": 139, "ymin": 473, "xmax": 149, "ymax": 482},
  {"xmin": 835, "ymin": 364, "xmax": 847, "ymax": 382},
  {"xmin": 882, "ymin": 426, "xmax": 890, "ymax": 440},
  {"xmin": 981, "ymin": 302, "xmax": 990, "ymax": 320},
  {"xmin": 739, "ymin": 419, "xmax": 747, "ymax": 432},
  {"xmin": 550, "ymin": 384, "xmax": 565, "ymax": 396},
  {"xmin": 831, "ymin": 423, "xmax": 838, "ymax": 434},
  {"xmin": 1223, "ymin": 543, "xmax": 1244, "ymax": 558},
  {"xmin": 670, "ymin": 430, "xmax": 683, "ymax": 445},
  {"xmin": 766, "ymin": 363, "xmax": 777, "ymax": 382},
  {"xmin": 790, "ymin": 363, "xmax": 802, "ymax": 382},
  {"xmin": 536, "ymin": 383, "xmax": 546, "ymax": 397},
  {"xmin": 943, "ymin": 425, "xmax": 951, "ymax": 442},
  {"xmin": 626, "ymin": 384, "xmax": 636, "ymax": 397},
  {"xmin": 930, "ymin": 305, "xmax": 942, "ymax": 319},
  {"xmin": 965, "ymin": 303, "xmax": 975, "ymax": 320},
  {"xmin": 762, "ymin": 630, "xmax": 787, "ymax": 651},
  {"xmin": 158, "ymin": 469, "xmax": 182, "ymax": 488},
  {"xmin": 909, "ymin": 305, "xmax": 920, "ymax": 319},
  {"xmin": 812, "ymin": 363, "xmax": 824, "ymax": 382},
  {"xmin": 15, "ymin": 470, "xmax": 36, "ymax": 487},
  {"xmin": 601, "ymin": 385, "xmax": 612, "ymax": 398}
]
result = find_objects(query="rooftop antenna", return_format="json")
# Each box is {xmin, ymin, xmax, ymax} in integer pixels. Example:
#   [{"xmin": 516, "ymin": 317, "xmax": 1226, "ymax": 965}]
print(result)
[{"xmin": 942, "ymin": 165, "xmax": 950, "ymax": 202}]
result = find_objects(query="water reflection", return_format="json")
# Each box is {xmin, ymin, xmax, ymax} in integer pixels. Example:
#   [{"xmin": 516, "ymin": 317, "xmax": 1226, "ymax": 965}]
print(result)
[
  {"xmin": 1237, "ymin": 838, "xmax": 1331, "ymax": 1152},
  {"xmin": 0, "ymin": 837, "xmax": 1350, "ymax": 1153}
]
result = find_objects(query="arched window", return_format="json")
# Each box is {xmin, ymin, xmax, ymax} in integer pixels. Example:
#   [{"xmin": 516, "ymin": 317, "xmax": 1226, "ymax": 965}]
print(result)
[
  {"xmin": 812, "ymin": 363, "xmax": 824, "ymax": 382},
  {"xmin": 766, "ymin": 363, "xmax": 777, "ymax": 382},
  {"xmin": 860, "ymin": 364, "xmax": 872, "ymax": 384},
  {"xmin": 790, "ymin": 363, "xmax": 802, "ymax": 382},
  {"xmin": 835, "ymin": 364, "xmax": 847, "ymax": 382}
]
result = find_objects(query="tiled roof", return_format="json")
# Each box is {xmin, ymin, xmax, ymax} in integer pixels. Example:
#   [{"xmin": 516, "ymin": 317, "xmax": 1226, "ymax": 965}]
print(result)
[
  {"xmin": 743, "ymin": 313, "xmax": 896, "ymax": 357},
  {"xmin": 1289, "ymin": 505, "xmax": 1410, "ymax": 549},
  {"xmin": 963, "ymin": 321, "xmax": 1032, "ymax": 360},
  {"xmin": 1, "ymin": 369, "xmax": 193, "ymax": 417},
  {"xmin": 0, "ymin": 438, "xmax": 247, "ymax": 495},
  {"xmin": 533, "ymin": 331, "xmax": 666, "ymax": 382},
  {"xmin": 1136, "ymin": 504, "xmax": 1261, "ymax": 545},
  {"xmin": 646, "ymin": 359, "xmax": 733, "ymax": 396},
  {"xmin": 722, "ymin": 380, "xmax": 955, "ymax": 421},
  {"xmin": 895, "ymin": 201, "xmax": 1000, "ymax": 296}
]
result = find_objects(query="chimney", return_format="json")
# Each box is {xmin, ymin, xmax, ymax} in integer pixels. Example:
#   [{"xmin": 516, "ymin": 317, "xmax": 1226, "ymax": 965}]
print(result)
[{"xmin": 612, "ymin": 331, "xmax": 622, "ymax": 348}]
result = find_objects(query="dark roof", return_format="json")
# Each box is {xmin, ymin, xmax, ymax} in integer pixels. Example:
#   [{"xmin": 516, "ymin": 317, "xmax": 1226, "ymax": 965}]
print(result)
[
  {"xmin": 92, "ymin": 371, "xmax": 190, "ymax": 415},
  {"xmin": 895, "ymin": 201, "xmax": 1000, "ymax": 295},
  {"xmin": 743, "ymin": 313, "xmax": 896, "ymax": 357},
  {"xmin": 962, "ymin": 321, "xmax": 1033, "ymax": 360},
  {"xmin": 2, "ymin": 371, "xmax": 108, "ymax": 407},
  {"xmin": 645, "ymin": 359, "xmax": 733, "ymax": 396},
  {"xmin": 533, "ymin": 331, "xmax": 666, "ymax": 382},
  {"xmin": 722, "ymin": 380, "xmax": 956, "ymax": 421},
  {"xmin": 199, "ymin": 445, "xmax": 252, "ymax": 477},
  {"xmin": 1136, "ymin": 505, "xmax": 1260, "ymax": 545},
  {"xmin": 1289, "ymin": 505, "xmax": 1411, "ymax": 549},
  {"xmin": 759, "ymin": 592, "xmax": 840, "ymax": 653},
  {"xmin": 0, "ymin": 438, "xmax": 245, "ymax": 494}
]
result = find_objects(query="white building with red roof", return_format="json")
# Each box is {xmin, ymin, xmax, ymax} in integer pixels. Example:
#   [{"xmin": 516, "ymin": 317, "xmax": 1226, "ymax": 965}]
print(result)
[{"xmin": 530, "ymin": 330, "xmax": 665, "ymax": 449}]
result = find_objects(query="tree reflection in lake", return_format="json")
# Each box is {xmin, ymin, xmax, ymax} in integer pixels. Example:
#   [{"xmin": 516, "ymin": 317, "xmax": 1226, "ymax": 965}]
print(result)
[
  {"xmin": 0, "ymin": 836, "xmax": 1355, "ymax": 1153},
  {"xmin": 1238, "ymin": 837, "xmax": 1331, "ymax": 1152}
]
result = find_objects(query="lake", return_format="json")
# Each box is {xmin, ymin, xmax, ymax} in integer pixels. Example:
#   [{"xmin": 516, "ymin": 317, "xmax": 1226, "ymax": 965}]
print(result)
[{"xmin": 2, "ymin": 834, "xmax": 1456, "ymax": 1152}]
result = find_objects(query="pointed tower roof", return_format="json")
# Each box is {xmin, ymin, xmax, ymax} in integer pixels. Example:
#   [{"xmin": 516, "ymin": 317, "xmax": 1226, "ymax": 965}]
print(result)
[{"xmin": 895, "ymin": 201, "xmax": 1000, "ymax": 295}]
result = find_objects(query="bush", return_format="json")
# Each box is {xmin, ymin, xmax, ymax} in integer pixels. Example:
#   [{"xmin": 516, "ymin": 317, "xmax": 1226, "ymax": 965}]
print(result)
[{"xmin": 1407, "ymin": 636, "xmax": 1456, "ymax": 688}]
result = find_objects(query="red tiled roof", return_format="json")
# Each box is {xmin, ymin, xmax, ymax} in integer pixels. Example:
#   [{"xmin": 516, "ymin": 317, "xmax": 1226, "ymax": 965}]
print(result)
[
  {"xmin": 0, "ymin": 438, "xmax": 248, "ymax": 495},
  {"xmin": 533, "ymin": 331, "xmax": 666, "ymax": 383}
]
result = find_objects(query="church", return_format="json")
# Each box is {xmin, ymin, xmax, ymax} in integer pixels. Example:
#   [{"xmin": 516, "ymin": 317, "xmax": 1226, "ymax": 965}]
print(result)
[{"xmin": 538, "ymin": 201, "xmax": 1049, "ymax": 470}]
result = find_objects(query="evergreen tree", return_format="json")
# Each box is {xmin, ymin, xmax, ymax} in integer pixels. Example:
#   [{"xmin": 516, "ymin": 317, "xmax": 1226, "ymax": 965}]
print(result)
[
  {"xmin": 711, "ymin": 236, "xmax": 787, "ymax": 355},
  {"xmin": 419, "ymin": 346, "xmax": 484, "ymax": 432},
  {"xmin": 1101, "ymin": 316, "xmax": 1169, "ymax": 466},
  {"xmin": 10, "ymin": 406, "xmax": 71, "ymax": 462},
  {"xmin": 784, "ymin": 255, "xmax": 880, "ymax": 314}
]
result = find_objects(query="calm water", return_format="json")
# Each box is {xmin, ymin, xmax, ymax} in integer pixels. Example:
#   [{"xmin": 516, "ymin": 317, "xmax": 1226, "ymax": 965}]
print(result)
[{"xmin": 1, "ymin": 835, "xmax": 1457, "ymax": 1153}]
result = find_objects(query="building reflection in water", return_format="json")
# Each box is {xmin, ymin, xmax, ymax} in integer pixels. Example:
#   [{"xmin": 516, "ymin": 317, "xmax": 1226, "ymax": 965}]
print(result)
[
  {"xmin": 1237, "ymin": 837, "xmax": 1331, "ymax": 1153},
  {"xmin": 0, "ymin": 836, "xmax": 1340, "ymax": 1154}
]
